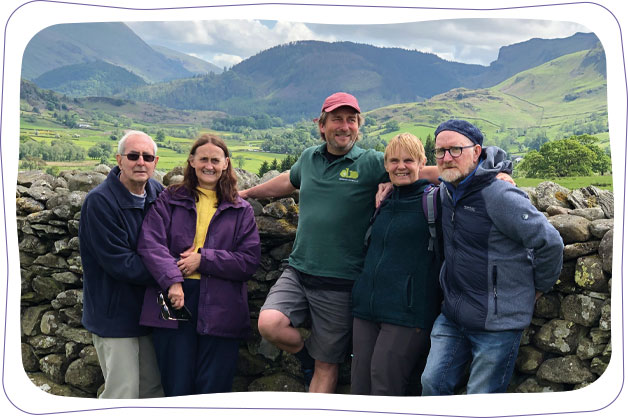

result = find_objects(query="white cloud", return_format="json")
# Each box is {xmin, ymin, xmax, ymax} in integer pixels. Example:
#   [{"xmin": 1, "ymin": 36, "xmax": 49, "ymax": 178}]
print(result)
[{"xmin": 127, "ymin": 18, "xmax": 592, "ymax": 67}]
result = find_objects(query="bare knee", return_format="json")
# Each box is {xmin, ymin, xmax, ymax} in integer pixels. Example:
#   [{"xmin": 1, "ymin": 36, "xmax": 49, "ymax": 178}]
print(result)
[{"xmin": 258, "ymin": 309, "xmax": 291, "ymax": 341}]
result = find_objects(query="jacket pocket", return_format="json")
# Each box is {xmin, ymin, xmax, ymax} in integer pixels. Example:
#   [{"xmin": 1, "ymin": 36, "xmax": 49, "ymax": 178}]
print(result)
[
  {"xmin": 492, "ymin": 265, "xmax": 498, "ymax": 315},
  {"xmin": 406, "ymin": 275, "xmax": 414, "ymax": 308}
]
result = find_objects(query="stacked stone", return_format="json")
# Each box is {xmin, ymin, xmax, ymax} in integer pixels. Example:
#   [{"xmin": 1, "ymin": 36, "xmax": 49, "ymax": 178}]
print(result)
[
  {"xmin": 18, "ymin": 169, "xmax": 614, "ymax": 396},
  {"xmin": 18, "ymin": 168, "xmax": 108, "ymax": 397},
  {"xmin": 512, "ymin": 181, "xmax": 613, "ymax": 393}
]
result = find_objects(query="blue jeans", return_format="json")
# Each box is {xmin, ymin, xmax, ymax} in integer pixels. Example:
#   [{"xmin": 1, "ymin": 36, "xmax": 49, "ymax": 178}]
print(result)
[{"xmin": 421, "ymin": 313, "xmax": 523, "ymax": 395}]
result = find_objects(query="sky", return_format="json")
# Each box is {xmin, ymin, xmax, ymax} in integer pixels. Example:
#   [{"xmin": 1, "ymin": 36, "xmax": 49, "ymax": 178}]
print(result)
[{"xmin": 126, "ymin": 19, "xmax": 591, "ymax": 69}]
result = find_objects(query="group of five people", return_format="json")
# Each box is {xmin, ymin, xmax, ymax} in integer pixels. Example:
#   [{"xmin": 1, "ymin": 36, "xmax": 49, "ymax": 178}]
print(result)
[{"xmin": 79, "ymin": 92, "xmax": 563, "ymax": 398}]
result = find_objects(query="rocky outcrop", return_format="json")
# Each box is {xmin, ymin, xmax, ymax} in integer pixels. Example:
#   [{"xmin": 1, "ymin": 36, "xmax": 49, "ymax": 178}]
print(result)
[{"xmin": 18, "ymin": 170, "xmax": 613, "ymax": 396}]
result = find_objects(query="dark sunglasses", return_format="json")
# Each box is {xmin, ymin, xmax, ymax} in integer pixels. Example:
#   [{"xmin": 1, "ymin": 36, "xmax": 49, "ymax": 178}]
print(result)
[
  {"xmin": 121, "ymin": 152, "xmax": 156, "ymax": 162},
  {"xmin": 157, "ymin": 291, "xmax": 192, "ymax": 321}
]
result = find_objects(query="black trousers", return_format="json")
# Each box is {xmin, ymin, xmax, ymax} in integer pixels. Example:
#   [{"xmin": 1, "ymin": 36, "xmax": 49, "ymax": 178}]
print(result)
[
  {"xmin": 351, "ymin": 317, "xmax": 430, "ymax": 396},
  {"xmin": 152, "ymin": 279, "xmax": 240, "ymax": 396}
]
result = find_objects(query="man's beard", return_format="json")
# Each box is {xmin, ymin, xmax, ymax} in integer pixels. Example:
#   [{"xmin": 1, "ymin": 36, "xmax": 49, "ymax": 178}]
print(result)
[{"xmin": 439, "ymin": 163, "xmax": 474, "ymax": 185}]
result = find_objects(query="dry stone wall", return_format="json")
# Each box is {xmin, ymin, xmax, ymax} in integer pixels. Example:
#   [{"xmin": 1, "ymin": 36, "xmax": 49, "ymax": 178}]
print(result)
[{"xmin": 18, "ymin": 167, "xmax": 613, "ymax": 396}]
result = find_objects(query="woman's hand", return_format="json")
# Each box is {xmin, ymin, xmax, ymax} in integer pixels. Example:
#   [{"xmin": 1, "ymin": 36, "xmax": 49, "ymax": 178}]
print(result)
[
  {"xmin": 168, "ymin": 282, "xmax": 185, "ymax": 309},
  {"xmin": 177, "ymin": 245, "xmax": 201, "ymax": 277}
]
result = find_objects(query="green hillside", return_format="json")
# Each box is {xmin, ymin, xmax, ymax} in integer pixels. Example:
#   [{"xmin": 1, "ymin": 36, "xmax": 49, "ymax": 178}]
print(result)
[{"xmin": 365, "ymin": 46, "xmax": 607, "ymax": 154}]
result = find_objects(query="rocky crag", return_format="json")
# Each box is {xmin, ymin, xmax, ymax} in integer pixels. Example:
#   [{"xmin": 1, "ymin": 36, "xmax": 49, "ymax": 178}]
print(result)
[{"xmin": 17, "ymin": 167, "xmax": 613, "ymax": 396}]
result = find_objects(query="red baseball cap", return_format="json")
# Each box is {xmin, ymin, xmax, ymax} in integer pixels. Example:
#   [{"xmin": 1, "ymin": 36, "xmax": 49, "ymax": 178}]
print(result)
[{"xmin": 321, "ymin": 92, "xmax": 361, "ymax": 113}]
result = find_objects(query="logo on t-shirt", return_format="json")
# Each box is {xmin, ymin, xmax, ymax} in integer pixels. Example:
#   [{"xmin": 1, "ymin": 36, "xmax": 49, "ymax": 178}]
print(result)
[{"xmin": 339, "ymin": 168, "xmax": 359, "ymax": 182}]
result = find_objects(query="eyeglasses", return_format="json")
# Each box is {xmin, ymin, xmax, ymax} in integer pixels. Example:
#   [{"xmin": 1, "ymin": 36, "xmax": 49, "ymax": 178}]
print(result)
[
  {"xmin": 434, "ymin": 145, "xmax": 476, "ymax": 159},
  {"xmin": 121, "ymin": 152, "xmax": 156, "ymax": 162},
  {"xmin": 157, "ymin": 291, "xmax": 192, "ymax": 321}
]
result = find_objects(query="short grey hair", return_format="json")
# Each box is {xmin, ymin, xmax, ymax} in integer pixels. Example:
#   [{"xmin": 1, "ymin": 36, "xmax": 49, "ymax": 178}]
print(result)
[{"xmin": 117, "ymin": 130, "xmax": 158, "ymax": 155}]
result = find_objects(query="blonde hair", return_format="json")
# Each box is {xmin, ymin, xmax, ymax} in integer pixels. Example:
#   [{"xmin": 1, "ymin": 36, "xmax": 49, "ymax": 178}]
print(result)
[{"xmin": 385, "ymin": 133, "xmax": 426, "ymax": 165}]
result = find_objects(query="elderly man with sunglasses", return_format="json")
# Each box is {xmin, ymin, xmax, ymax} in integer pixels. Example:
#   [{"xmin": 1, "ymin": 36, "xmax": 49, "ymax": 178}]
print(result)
[
  {"xmin": 420, "ymin": 120, "xmax": 564, "ymax": 395},
  {"xmin": 80, "ymin": 130, "xmax": 165, "ymax": 398}
]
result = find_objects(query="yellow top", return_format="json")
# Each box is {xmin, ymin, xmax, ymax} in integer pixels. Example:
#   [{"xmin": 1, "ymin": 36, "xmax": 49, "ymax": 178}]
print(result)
[{"xmin": 185, "ymin": 187, "xmax": 218, "ymax": 279}]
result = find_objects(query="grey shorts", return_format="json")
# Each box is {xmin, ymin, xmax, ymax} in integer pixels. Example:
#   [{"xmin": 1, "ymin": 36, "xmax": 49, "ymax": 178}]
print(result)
[{"xmin": 261, "ymin": 267, "xmax": 352, "ymax": 364}]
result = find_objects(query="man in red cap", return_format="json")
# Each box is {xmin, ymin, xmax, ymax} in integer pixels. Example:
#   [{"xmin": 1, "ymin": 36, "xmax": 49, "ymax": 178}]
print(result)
[{"xmin": 240, "ymin": 92, "xmax": 439, "ymax": 393}]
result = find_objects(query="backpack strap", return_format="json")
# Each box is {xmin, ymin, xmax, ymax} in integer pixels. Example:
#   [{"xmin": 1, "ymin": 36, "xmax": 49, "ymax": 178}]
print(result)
[{"xmin": 422, "ymin": 184, "xmax": 439, "ymax": 253}]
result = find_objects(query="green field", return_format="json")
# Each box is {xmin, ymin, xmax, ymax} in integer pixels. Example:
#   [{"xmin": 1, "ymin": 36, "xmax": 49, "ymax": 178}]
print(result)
[
  {"xmin": 514, "ymin": 175, "xmax": 613, "ymax": 191},
  {"xmin": 19, "ymin": 116, "xmax": 289, "ymax": 175}
]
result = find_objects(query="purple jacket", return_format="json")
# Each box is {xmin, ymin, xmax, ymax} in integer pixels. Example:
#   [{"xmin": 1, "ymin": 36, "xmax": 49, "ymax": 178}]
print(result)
[{"xmin": 137, "ymin": 186, "xmax": 261, "ymax": 338}]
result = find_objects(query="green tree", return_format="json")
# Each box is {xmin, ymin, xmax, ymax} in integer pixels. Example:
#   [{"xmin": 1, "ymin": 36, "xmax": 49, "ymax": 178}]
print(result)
[
  {"xmin": 234, "ymin": 155, "xmax": 245, "ymax": 169},
  {"xmin": 572, "ymin": 134, "xmax": 612, "ymax": 175},
  {"xmin": 424, "ymin": 134, "xmax": 435, "ymax": 165},
  {"xmin": 269, "ymin": 158, "xmax": 279, "ymax": 171},
  {"xmin": 518, "ymin": 138, "xmax": 596, "ymax": 177},
  {"xmin": 156, "ymin": 130, "xmax": 166, "ymax": 142},
  {"xmin": 258, "ymin": 160, "xmax": 270, "ymax": 177}
]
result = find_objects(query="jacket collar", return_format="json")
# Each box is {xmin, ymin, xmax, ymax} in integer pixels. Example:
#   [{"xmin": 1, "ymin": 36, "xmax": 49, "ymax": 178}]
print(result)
[
  {"xmin": 107, "ymin": 166, "xmax": 159, "ymax": 209},
  {"xmin": 168, "ymin": 184, "xmax": 246, "ymax": 212}
]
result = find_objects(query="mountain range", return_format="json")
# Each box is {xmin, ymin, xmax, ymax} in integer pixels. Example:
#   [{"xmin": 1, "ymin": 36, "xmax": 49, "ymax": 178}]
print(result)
[{"xmin": 21, "ymin": 22, "xmax": 602, "ymax": 123}]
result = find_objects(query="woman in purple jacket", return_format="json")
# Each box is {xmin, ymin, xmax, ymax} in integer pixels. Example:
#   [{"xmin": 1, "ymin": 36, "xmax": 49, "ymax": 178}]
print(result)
[{"xmin": 137, "ymin": 134, "xmax": 261, "ymax": 396}]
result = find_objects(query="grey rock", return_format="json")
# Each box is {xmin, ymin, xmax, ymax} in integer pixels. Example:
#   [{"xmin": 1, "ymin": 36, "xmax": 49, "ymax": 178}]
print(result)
[
  {"xmin": 515, "ymin": 377, "xmax": 565, "ymax": 393},
  {"xmin": 79, "ymin": 345, "xmax": 101, "ymax": 366},
  {"xmin": 18, "ymin": 170, "xmax": 54, "ymax": 187},
  {"xmin": 560, "ymin": 294, "xmax": 604, "ymax": 327},
  {"xmin": 260, "ymin": 170, "xmax": 281, "ymax": 184},
  {"xmin": 548, "ymin": 214, "xmax": 591, "ymax": 244},
  {"xmin": 546, "ymin": 205, "xmax": 570, "ymax": 216},
  {"xmin": 235, "ymin": 168, "xmax": 260, "ymax": 191},
  {"xmin": 31, "ymin": 276, "xmax": 66, "ymax": 301},
  {"xmin": 237, "ymin": 348, "xmax": 269, "ymax": 376},
  {"xmin": 39, "ymin": 353, "xmax": 69, "ymax": 384},
  {"xmin": 247, "ymin": 198, "xmax": 264, "ymax": 216},
  {"xmin": 590, "ymin": 356, "xmax": 610, "ymax": 376},
  {"xmin": 25, "ymin": 209, "xmax": 55, "ymax": 223},
  {"xmin": 590, "ymin": 327, "xmax": 611, "ymax": 345},
  {"xmin": 52, "ymin": 238, "xmax": 73, "ymax": 255},
  {"xmin": 163, "ymin": 166, "xmax": 184, "ymax": 186},
  {"xmin": 574, "ymin": 255, "xmax": 607, "ymax": 292},
  {"xmin": 248, "ymin": 373, "xmax": 304, "ymax": 392},
  {"xmin": 589, "ymin": 219, "xmax": 613, "ymax": 239},
  {"xmin": 40, "ymin": 310, "xmax": 62, "ymax": 335},
  {"xmin": 537, "ymin": 355, "xmax": 595, "ymax": 384},
  {"xmin": 515, "ymin": 345, "xmax": 545, "ymax": 373},
  {"xmin": 256, "ymin": 338, "xmax": 282, "ymax": 362},
  {"xmin": 534, "ymin": 319, "xmax": 587, "ymax": 354},
  {"xmin": 568, "ymin": 186, "xmax": 613, "ymax": 218},
  {"xmin": 26, "ymin": 185, "xmax": 55, "ymax": 202},
  {"xmin": 65, "ymin": 358, "xmax": 104, "ymax": 393},
  {"xmin": 19, "ymin": 234, "xmax": 48, "ymax": 255},
  {"xmin": 56, "ymin": 324, "xmax": 93, "ymax": 345},
  {"xmin": 269, "ymin": 242, "xmax": 293, "ymax": 261},
  {"xmin": 51, "ymin": 271, "xmax": 81, "ymax": 285},
  {"xmin": 27, "ymin": 335, "xmax": 66, "ymax": 355},
  {"xmin": 17, "ymin": 197, "xmax": 46, "ymax": 214},
  {"xmin": 22, "ymin": 343, "xmax": 40, "ymax": 372},
  {"xmin": 568, "ymin": 207, "xmax": 605, "ymax": 221},
  {"xmin": 20, "ymin": 304, "xmax": 52, "ymax": 336},
  {"xmin": 60, "ymin": 306, "xmax": 83, "ymax": 327},
  {"xmin": 598, "ymin": 229, "xmax": 613, "ymax": 274},
  {"xmin": 28, "ymin": 372, "xmax": 93, "ymax": 397},
  {"xmin": 599, "ymin": 301, "xmax": 611, "ymax": 331},
  {"xmin": 54, "ymin": 289, "xmax": 83, "ymax": 307},
  {"xmin": 534, "ymin": 182, "xmax": 571, "ymax": 211},
  {"xmin": 93, "ymin": 164, "xmax": 111, "ymax": 175},
  {"xmin": 67, "ymin": 220, "xmax": 80, "ymax": 236},
  {"xmin": 576, "ymin": 337, "xmax": 606, "ymax": 360},
  {"xmin": 30, "ymin": 223, "xmax": 67, "ymax": 237},
  {"xmin": 34, "ymin": 253, "xmax": 69, "ymax": 269},
  {"xmin": 65, "ymin": 341, "xmax": 83, "ymax": 361},
  {"xmin": 534, "ymin": 292, "xmax": 561, "ymax": 319},
  {"xmin": 563, "ymin": 241, "xmax": 600, "ymax": 261},
  {"xmin": 67, "ymin": 171, "xmax": 106, "ymax": 192}
]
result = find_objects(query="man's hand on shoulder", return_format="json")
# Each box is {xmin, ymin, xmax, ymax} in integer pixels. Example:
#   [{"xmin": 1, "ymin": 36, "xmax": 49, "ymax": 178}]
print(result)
[{"xmin": 496, "ymin": 172, "xmax": 516, "ymax": 186}]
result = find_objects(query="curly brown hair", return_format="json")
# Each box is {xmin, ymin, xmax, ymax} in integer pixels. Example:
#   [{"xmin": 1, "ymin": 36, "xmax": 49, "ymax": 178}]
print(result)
[{"xmin": 172, "ymin": 134, "xmax": 238, "ymax": 205}]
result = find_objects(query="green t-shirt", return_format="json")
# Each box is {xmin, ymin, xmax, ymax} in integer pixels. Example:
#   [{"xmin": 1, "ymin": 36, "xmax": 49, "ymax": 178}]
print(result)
[{"xmin": 288, "ymin": 143, "xmax": 389, "ymax": 280}]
